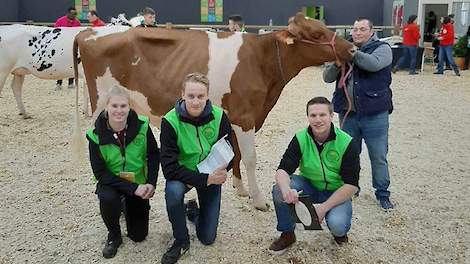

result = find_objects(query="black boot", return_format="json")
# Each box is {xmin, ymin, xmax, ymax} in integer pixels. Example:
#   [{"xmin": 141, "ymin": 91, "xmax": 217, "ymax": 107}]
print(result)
[{"xmin": 102, "ymin": 235, "xmax": 122, "ymax": 258}]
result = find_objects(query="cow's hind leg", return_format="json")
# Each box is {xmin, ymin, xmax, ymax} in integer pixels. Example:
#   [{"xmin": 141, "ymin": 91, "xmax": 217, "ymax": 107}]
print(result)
[
  {"xmin": 233, "ymin": 126, "xmax": 269, "ymax": 211},
  {"xmin": 11, "ymin": 74, "xmax": 29, "ymax": 118},
  {"xmin": 0, "ymin": 71, "xmax": 8, "ymax": 97},
  {"xmin": 231, "ymin": 132, "xmax": 249, "ymax": 197},
  {"xmin": 82, "ymin": 81, "xmax": 91, "ymax": 116}
]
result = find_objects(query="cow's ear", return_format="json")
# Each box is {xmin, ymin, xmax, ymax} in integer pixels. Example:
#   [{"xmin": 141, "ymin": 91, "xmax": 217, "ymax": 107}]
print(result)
[{"xmin": 275, "ymin": 30, "xmax": 295, "ymax": 45}]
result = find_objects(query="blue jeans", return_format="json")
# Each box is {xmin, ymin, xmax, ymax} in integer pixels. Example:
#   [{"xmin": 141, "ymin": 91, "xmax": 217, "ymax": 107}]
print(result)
[
  {"xmin": 272, "ymin": 175, "xmax": 352, "ymax": 237},
  {"xmin": 396, "ymin": 45, "xmax": 417, "ymax": 73},
  {"xmin": 165, "ymin": 181, "xmax": 221, "ymax": 245},
  {"xmin": 437, "ymin": 45, "xmax": 458, "ymax": 73},
  {"xmin": 339, "ymin": 111, "xmax": 391, "ymax": 199}
]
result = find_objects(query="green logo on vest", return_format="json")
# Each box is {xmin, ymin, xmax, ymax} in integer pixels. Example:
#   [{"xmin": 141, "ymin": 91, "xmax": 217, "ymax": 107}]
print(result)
[
  {"xmin": 326, "ymin": 150, "xmax": 340, "ymax": 162},
  {"xmin": 203, "ymin": 127, "xmax": 216, "ymax": 140}
]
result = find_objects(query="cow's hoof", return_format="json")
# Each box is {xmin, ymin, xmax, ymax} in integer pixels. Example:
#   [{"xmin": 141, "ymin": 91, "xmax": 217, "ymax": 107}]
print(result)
[
  {"xmin": 253, "ymin": 194, "xmax": 270, "ymax": 212},
  {"xmin": 234, "ymin": 185, "xmax": 249, "ymax": 197},
  {"xmin": 21, "ymin": 114, "xmax": 32, "ymax": 119}
]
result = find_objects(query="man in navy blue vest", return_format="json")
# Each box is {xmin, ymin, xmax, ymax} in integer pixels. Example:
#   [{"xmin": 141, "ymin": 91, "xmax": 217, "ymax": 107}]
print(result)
[{"xmin": 323, "ymin": 18, "xmax": 394, "ymax": 210}]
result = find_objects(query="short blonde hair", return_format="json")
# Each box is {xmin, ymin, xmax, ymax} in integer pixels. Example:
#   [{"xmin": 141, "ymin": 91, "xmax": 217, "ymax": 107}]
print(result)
[
  {"xmin": 104, "ymin": 85, "xmax": 130, "ymax": 105},
  {"xmin": 181, "ymin": 72, "xmax": 209, "ymax": 93}
]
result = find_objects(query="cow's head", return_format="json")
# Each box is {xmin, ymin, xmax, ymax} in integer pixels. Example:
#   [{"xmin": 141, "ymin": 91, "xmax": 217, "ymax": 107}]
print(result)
[{"xmin": 276, "ymin": 13, "xmax": 355, "ymax": 65}]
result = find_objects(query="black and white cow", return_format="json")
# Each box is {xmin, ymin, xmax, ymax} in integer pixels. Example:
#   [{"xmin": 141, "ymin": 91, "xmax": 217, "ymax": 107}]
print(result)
[{"xmin": 0, "ymin": 24, "xmax": 129, "ymax": 118}]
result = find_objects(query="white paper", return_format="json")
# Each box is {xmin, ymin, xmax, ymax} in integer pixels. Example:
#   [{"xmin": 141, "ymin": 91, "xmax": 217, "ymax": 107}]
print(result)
[
  {"xmin": 197, "ymin": 135, "xmax": 234, "ymax": 174},
  {"xmin": 295, "ymin": 202, "xmax": 312, "ymax": 227}
]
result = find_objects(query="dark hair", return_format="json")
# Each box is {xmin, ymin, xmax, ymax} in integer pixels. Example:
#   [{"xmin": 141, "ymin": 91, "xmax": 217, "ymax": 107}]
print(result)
[
  {"xmin": 228, "ymin": 14, "xmax": 243, "ymax": 23},
  {"xmin": 67, "ymin": 7, "xmax": 76, "ymax": 13},
  {"xmin": 407, "ymin": 15, "xmax": 417, "ymax": 24},
  {"xmin": 442, "ymin": 16, "xmax": 451, "ymax": 24},
  {"xmin": 89, "ymin": 10, "xmax": 98, "ymax": 17},
  {"xmin": 355, "ymin": 17, "xmax": 373, "ymax": 29},
  {"xmin": 142, "ymin": 7, "xmax": 156, "ymax": 15},
  {"xmin": 306, "ymin": 97, "xmax": 333, "ymax": 115}
]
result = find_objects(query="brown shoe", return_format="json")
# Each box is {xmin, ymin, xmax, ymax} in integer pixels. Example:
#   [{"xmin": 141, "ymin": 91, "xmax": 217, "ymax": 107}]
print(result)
[
  {"xmin": 333, "ymin": 234, "xmax": 348, "ymax": 245},
  {"xmin": 269, "ymin": 232, "xmax": 296, "ymax": 254}
]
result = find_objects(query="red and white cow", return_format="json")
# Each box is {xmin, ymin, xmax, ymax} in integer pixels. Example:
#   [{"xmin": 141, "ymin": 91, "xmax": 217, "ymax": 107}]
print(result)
[{"xmin": 74, "ymin": 13, "xmax": 355, "ymax": 210}]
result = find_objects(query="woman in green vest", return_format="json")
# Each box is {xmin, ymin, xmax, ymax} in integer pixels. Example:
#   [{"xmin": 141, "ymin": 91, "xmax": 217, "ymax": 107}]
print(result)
[
  {"xmin": 160, "ymin": 73, "xmax": 233, "ymax": 264},
  {"xmin": 269, "ymin": 97, "xmax": 360, "ymax": 254},
  {"xmin": 86, "ymin": 85, "xmax": 159, "ymax": 258}
]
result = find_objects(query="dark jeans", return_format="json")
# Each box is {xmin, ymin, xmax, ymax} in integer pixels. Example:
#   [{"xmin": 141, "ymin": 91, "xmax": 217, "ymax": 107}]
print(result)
[
  {"xmin": 165, "ymin": 181, "xmax": 221, "ymax": 245},
  {"xmin": 56, "ymin": 78, "xmax": 74, "ymax": 86},
  {"xmin": 96, "ymin": 184, "xmax": 150, "ymax": 242},
  {"xmin": 396, "ymin": 45, "xmax": 418, "ymax": 73}
]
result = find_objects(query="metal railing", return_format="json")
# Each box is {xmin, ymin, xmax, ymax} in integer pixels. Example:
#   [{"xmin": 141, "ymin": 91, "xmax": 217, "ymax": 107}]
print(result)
[{"xmin": 0, "ymin": 21, "xmax": 395, "ymax": 36}]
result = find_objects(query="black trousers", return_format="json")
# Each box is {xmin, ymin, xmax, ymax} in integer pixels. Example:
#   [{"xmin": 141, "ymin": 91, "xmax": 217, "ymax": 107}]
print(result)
[{"xmin": 96, "ymin": 184, "xmax": 150, "ymax": 242}]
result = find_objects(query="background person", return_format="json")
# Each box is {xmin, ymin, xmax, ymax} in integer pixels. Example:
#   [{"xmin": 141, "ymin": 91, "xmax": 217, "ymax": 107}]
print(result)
[
  {"xmin": 434, "ymin": 16, "xmax": 460, "ymax": 76},
  {"xmin": 228, "ymin": 14, "xmax": 246, "ymax": 32},
  {"xmin": 54, "ymin": 7, "xmax": 81, "ymax": 89},
  {"xmin": 87, "ymin": 10, "xmax": 105, "ymax": 27},
  {"xmin": 393, "ymin": 15, "xmax": 420, "ymax": 75}
]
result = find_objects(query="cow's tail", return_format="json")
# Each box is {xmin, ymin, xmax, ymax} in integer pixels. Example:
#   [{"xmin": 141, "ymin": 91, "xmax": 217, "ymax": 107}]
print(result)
[{"xmin": 71, "ymin": 36, "xmax": 85, "ymax": 163}]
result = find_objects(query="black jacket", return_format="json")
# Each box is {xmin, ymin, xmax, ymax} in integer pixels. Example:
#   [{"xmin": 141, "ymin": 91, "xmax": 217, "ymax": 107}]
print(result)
[
  {"xmin": 160, "ymin": 100, "xmax": 233, "ymax": 189},
  {"xmin": 87, "ymin": 109, "xmax": 160, "ymax": 196}
]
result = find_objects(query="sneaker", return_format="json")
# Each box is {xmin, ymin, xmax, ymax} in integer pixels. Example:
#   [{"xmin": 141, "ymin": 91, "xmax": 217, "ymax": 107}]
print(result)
[
  {"xmin": 161, "ymin": 240, "xmax": 190, "ymax": 264},
  {"xmin": 433, "ymin": 72, "xmax": 444, "ymax": 75},
  {"xmin": 268, "ymin": 232, "xmax": 296, "ymax": 255},
  {"xmin": 333, "ymin": 234, "xmax": 349, "ymax": 245},
  {"xmin": 185, "ymin": 199, "xmax": 199, "ymax": 223},
  {"xmin": 453, "ymin": 69, "xmax": 461, "ymax": 76},
  {"xmin": 102, "ymin": 236, "xmax": 122, "ymax": 259},
  {"xmin": 378, "ymin": 197, "xmax": 394, "ymax": 209},
  {"xmin": 391, "ymin": 67, "xmax": 398, "ymax": 74}
]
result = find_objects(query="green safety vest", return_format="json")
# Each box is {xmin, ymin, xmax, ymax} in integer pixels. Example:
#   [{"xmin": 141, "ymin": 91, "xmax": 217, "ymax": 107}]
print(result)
[
  {"xmin": 87, "ymin": 115, "xmax": 149, "ymax": 184},
  {"xmin": 164, "ymin": 106, "xmax": 223, "ymax": 172},
  {"xmin": 296, "ymin": 126, "xmax": 352, "ymax": 191}
]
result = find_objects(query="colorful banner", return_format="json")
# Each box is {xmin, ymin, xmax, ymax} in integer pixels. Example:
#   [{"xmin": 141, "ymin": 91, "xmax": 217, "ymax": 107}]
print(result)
[
  {"xmin": 201, "ymin": 0, "xmax": 223, "ymax": 22},
  {"xmin": 75, "ymin": 0, "xmax": 97, "ymax": 20}
]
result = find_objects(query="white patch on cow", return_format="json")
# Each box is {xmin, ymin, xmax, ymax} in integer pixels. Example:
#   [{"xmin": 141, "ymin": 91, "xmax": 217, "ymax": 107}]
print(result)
[
  {"xmin": 131, "ymin": 56, "xmax": 141, "ymax": 66},
  {"xmin": 232, "ymin": 124, "xmax": 268, "ymax": 210},
  {"xmin": 94, "ymin": 67, "xmax": 160, "ymax": 125},
  {"xmin": 206, "ymin": 32, "xmax": 243, "ymax": 106},
  {"xmin": 85, "ymin": 26, "xmax": 130, "ymax": 41}
]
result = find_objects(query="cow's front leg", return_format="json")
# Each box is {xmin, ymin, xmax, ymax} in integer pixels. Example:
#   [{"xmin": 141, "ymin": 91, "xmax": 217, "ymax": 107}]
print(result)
[
  {"xmin": 231, "ymin": 132, "xmax": 249, "ymax": 197},
  {"xmin": 0, "ymin": 71, "xmax": 9, "ymax": 97},
  {"xmin": 11, "ymin": 75, "xmax": 30, "ymax": 119},
  {"xmin": 233, "ymin": 125, "xmax": 269, "ymax": 211}
]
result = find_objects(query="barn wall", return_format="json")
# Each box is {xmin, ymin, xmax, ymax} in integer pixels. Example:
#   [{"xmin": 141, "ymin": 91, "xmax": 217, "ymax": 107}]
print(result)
[{"xmin": 4, "ymin": 0, "xmax": 385, "ymax": 26}]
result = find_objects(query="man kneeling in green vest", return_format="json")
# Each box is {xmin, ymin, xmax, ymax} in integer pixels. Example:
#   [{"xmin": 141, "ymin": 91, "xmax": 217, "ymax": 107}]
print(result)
[
  {"xmin": 160, "ymin": 73, "xmax": 233, "ymax": 264},
  {"xmin": 269, "ymin": 97, "xmax": 360, "ymax": 254}
]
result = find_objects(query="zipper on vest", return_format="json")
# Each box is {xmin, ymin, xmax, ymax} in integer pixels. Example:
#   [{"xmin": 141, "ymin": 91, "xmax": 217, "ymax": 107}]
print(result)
[
  {"xmin": 196, "ymin": 126, "xmax": 204, "ymax": 162},
  {"xmin": 319, "ymin": 155, "xmax": 328, "ymax": 191}
]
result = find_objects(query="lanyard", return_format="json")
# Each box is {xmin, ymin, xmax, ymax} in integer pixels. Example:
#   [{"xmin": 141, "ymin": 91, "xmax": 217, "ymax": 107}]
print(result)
[{"xmin": 113, "ymin": 131, "xmax": 126, "ymax": 171}]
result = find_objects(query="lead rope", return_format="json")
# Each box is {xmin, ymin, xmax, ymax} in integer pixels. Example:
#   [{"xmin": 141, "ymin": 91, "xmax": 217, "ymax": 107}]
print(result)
[
  {"xmin": 299, "ymin": 32, "xmax": 353, "ymax": 128},
  {"xmin": 275, "ymin": 40, "xmax": 287, "ymax": 85}
]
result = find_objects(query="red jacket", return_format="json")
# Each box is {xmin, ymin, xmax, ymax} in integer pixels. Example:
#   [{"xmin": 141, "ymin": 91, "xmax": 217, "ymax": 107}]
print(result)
[
  {"xmin": 54, "ymin": 15, "xmax": 81, "ymax": 27},
  {"xmin": 402, "ymin": 23, "xmax": 420, "ymax": 46},
  {"xmin": 92, "ymin": 19, "xmax": 105, "ymax": 27},
  {"xmin": 438, "ymin": 23, "xmax": 455, "ymax": 46}
]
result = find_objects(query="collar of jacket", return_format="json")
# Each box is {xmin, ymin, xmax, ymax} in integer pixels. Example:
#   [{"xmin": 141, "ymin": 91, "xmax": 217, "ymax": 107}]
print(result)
[
  {"xmin": 174, "ymin": 99, "xmax": 215, "ymax": 126},
  {"xmin": 307, "ymin": 123, "xmax": 337, "ymax": 144},
  {"xmin": 93, "ymin": 109, "xmax": 143, "ymax": 145}
]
